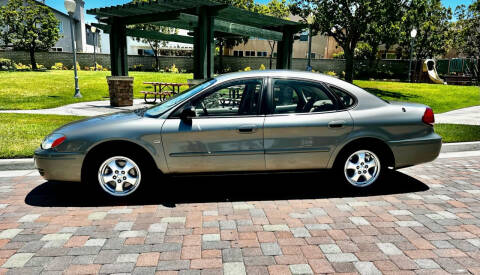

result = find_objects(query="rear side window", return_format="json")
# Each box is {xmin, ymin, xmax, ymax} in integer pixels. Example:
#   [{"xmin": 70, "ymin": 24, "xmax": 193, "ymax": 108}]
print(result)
[
  {"xmin": 329, "ymin": 86, "xmax": 355, "ymax": 108},
  {"xmin": 272, "ymin": 79, "xmax": 336, "ymax": 114}
]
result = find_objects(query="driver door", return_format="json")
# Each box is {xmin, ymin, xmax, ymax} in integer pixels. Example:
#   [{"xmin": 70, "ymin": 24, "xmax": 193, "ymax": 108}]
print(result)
[{"xmin": 161, "ymin": 78, "xmax": 266, "ymax": 173}]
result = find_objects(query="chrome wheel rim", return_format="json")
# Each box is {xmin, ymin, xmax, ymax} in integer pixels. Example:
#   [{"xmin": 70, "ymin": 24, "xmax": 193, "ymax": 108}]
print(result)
[
  {"xmin": 344, "ymin": 150, "xmax": 380, "ymax": 187},
  {"xmin": 98, "ymin": 156, "xmax": 141, "ymax": 196}
]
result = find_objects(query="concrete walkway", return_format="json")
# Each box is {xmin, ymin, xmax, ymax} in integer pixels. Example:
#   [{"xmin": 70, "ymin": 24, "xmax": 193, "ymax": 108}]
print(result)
[
  {"xmin": 0, "ymin": 99, "xmax": 151, "ymax": 117},
  {"xmin": 436, "ymin": 105, "xmax": 480, "ymax": 125}
]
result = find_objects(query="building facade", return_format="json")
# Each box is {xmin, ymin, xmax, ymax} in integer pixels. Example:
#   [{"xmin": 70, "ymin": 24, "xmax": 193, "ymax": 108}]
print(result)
[{"xmin": 0, "ymin": 0, "xmax": 99, "ymax": 53}]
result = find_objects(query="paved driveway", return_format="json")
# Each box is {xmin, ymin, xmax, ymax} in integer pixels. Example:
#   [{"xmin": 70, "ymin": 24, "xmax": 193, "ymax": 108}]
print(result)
[{"xmin": 0, "ymin": 156, "xmax": 479, "ymax": 274}]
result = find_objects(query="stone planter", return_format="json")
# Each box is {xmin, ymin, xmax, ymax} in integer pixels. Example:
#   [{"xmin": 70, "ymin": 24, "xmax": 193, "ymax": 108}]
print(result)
[{"xmin": 107, "ymin": 76, "xmax": 134, "ymax": 107}]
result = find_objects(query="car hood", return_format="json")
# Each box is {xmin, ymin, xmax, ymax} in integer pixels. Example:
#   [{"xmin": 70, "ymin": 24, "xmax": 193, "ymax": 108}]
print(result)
[{"xmin": 54, "ymin": 111, "xmax": 143, "ymax": 135}]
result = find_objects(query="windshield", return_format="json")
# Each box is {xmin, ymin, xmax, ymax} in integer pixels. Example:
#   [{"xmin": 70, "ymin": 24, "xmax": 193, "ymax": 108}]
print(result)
[{"xmin": 144, "ymin": 79, "xmax": 217, "ymax": 117}]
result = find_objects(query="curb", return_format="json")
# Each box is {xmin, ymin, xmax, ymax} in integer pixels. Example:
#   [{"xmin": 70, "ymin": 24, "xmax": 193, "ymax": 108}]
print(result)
[
  {"xmin": 441, "ymin": 141, "xmax": 480, "ymax": 153},
  {"xmin": 0, "ymin": 141, "xmax": 479, "ymax": 171},
  {"xmin": 0, "ymin": 158, "xmax": 34, "ymax": 171}
]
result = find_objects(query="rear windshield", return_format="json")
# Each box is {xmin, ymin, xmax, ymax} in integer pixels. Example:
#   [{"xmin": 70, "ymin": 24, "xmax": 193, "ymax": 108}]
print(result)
[{"xmin": 144, "ymin": 79, "xmax": 217, "ymax": 117}]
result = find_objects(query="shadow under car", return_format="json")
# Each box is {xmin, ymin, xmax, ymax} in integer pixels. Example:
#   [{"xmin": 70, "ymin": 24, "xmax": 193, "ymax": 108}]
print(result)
[{"xmin": 25, "ymin": 170, "xmax": 428, "ymax": 208}]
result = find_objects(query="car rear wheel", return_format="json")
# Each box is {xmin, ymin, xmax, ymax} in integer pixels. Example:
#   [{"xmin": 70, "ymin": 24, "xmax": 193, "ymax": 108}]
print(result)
[
  {"xmin": 336, "ymin": 146, "xmax": 384, "ymax": 188},
  {"xmin": 87, "ymin": 150, "xmax": 148, "ymax": 197}
]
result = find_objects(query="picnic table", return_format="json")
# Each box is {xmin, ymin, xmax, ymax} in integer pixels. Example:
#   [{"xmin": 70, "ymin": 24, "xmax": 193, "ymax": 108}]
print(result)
[{"xmin": 140, "ymin": 82, "xmax": 191, "ymax": 103}]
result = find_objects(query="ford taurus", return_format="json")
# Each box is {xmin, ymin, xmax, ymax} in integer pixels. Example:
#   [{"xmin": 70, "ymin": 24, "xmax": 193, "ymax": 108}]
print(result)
[{"xmin": 34, "ymin": 70, "xmax": 442, "ymax": 197}]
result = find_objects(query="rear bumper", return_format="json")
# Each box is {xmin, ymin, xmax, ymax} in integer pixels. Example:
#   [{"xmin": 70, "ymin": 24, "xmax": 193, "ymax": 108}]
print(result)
[
  {"xmin": 388, "ymin": 133, "xmax": 442, "ymax": 169},
  {"xmin": 34, "ymin": 148, "xmax": 84, "ymax": 182}
]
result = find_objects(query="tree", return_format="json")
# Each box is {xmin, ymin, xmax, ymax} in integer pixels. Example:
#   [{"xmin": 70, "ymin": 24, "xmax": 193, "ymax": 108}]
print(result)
[
  {"xmin": 398, "ymin": 0, "xmax": 452, "ymax": 60},
  {"xmin": 360, "ymin": 0, "xmax": 405, "ymax": 72},
  {"xmin": 131, "ymin": 0, "xmax": 176, "ymax": 72},
  {"xmin": 265, "ymin": 0, "xmax": 290, "ymax": 69},
  {"xmin": 454, "ymin": 1, "xmax": 480, "ymax": 57},
  {"xmin": 290, "ymin": 0, "xmax": 385, "ymax": 82},
  {"xmin": 0, "ymin": 0, "xmax": 60, "ymax": 70}
]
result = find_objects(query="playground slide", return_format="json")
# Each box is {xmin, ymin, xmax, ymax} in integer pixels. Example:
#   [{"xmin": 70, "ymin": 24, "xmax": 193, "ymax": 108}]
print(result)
[{"xmin": 424, "ymin": 59, "xmax": 446, "ymax": 84}]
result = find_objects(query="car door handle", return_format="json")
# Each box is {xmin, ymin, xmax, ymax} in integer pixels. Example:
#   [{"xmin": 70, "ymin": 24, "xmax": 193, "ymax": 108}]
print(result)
[
  {"xmin": 328, "ymin": 120, "xmax": 345, "ymax": 128},
  {"xmin": 238, "ymin": 125, "xmax": 257, "ymax": 133}
]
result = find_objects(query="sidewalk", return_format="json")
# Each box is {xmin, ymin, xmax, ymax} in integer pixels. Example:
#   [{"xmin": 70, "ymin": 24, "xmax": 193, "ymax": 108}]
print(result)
[
  {"xmin": 435, "ymin": 105, "xmax": 480, "ymax": 125},
  {"xmin": 0, "ymin": 99, "xmax": 150, "ymax": 117}
]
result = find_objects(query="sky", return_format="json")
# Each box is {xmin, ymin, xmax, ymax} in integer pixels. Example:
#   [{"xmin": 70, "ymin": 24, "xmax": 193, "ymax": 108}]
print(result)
[{"xmin": 43, "ymin": 0, "xmax": 475, "ymax": 23}]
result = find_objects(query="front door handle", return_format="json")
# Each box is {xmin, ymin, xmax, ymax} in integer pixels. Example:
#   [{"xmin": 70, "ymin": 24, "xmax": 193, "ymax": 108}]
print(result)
[
  {"xmin": 238, "ymin": 125, "xmax": 257, "ymax": 133},
  {"xmin": 328, "ymin": 120, "xmax": 345, "ymax": 128}
]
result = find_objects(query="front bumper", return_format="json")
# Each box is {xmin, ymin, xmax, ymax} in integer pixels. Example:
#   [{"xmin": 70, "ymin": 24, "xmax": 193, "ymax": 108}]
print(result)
[
  {"xmin": 34, "ymin": 148, "xmax": 84, "ymax": 182},
  {"xmin": 388, "ymin": 133, "xmax": 442, "ymax": 169}
]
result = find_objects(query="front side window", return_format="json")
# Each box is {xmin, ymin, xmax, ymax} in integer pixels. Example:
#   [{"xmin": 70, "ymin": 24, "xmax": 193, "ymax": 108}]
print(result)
[
  {"xmin": 144, "ymin": 79, "xmax": 217, "ymax": 117},
  {"xmin": 272, "ymin": 79, "xmax": 336, "ymax": 114},
  {"xmin": 189, "ymin": 79, "xmax": 263, "ymax": 117}
]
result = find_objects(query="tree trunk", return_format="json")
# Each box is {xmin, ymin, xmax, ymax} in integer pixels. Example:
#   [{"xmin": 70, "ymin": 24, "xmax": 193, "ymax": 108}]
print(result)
[
  {"xmin": 29, "ymin": 48, "xmax": 37, "ymax": 70},
  {"xmin": 219, "ymin": 41, "xmax": 224, "ymax": 73},
  {"xmin": 268, "ymin": 41, "xmax": 276, "ymax": 69},
  {"xmin": 344, "ymin": 49, "xmax": 354, "ymax": 83},
  {"xmin": 154, "ymin": 53, "xmax": 159, "ymax": 72}
]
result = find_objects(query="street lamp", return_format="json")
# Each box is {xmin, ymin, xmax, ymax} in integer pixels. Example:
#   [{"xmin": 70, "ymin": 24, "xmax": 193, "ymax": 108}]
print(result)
[
  {"xmin": 65, "ymin": 0, "xmax": 82, "ymax": 98},
  {"xmin": 91, "ymin": 25, "xmax": 97, "ymax": 71},
  {"xmin": 408, "ymin": 28, "xmax": 417, "ymax": 83}
]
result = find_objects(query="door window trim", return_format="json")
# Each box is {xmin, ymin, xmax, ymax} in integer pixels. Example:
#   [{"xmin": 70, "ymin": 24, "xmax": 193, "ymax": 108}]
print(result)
[
  {"xmin": 266, "ymin": 77, "xmax": 341, "ymax": 116},
  {"xmin": 168, "ymin": 77, "xmax": 267, "ymax": 119}
]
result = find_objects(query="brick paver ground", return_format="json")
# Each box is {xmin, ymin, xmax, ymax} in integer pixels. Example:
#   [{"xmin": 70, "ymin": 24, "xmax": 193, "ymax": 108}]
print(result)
[{"xmin": 0, "ymin": 156, "xmax": 479, "ymax": 274}]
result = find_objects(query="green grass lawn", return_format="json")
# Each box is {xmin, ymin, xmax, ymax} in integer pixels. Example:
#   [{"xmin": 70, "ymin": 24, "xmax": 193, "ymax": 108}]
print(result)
[
  {"xmin": 435, "ymin": 124, "xmax": 480, "ymax": 143},
  {"xmin": 0, "ymin": 71, "xmax": 478, "ymax": 113},
  {"xmin": 0, "ymin": 113, "xmax": 84, "ymax": 158},
  {"xmin": 0, "ymin": 71, "xmax": 192, "ymax": 110},
  {"xmin": 1, "ymin": 112, "xmax": 478, "ymax": 158},
  {"xmin": 354, "ymin": 80, "xmax": 480, "ymax": 114}
]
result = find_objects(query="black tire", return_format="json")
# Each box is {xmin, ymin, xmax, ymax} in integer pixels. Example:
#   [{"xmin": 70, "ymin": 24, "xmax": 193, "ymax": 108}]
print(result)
[
  {"xmin": 334, "ymin": 144, "xmax": 386, "ymax": 188},
  {"xmin": 85, "ymin": 148, "xmax": 152, "ymax": 198}
]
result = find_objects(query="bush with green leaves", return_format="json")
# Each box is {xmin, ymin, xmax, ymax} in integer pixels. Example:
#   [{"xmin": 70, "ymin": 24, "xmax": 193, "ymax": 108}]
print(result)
[{"xmin": 0, "ymin": 58, "xmax": 15, "ymax": 71}]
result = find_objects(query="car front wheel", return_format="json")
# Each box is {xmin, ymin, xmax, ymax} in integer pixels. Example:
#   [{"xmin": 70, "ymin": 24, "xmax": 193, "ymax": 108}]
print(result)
[{"xmin": 87, "ymin": 150, "xmax": 148, "ymax": 197}]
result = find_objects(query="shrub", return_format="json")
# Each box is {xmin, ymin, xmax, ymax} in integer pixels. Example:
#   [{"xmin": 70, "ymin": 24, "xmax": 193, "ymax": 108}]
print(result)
[
  {"xmin": 167, "ymin": 64, "xmax": 179, "ymax": 73},
  {"xmin": 132, "ymin": 64, "xmax": 143, "ymax": 71},
  {"xmin": 324, "ymin": 71, "xmax": 337, "ymax": 76},
  {"xmin": 259, "ymin": 64, "xmax": 266, "ymax": 70},
  {"xmin": 333, "ymin": 52, "xmax": 344, "ymax": 59},
  {"xmin": 71, "ymin": 62, "xmax": 81, "ymax": 71},
  {"xmin": 50, "ymin": 62, "xmax": 64, "ymax": 70},
  {"xmin": 14, "ymin": 63, "xmax": 31, "ymax": 71},
  {"xmin": 0, "ymin": 58, "xmax": 15, "ymax": 71},
  {"xmin": 244, "ymin": 66, "xmax": 251, "ymax": 71}
]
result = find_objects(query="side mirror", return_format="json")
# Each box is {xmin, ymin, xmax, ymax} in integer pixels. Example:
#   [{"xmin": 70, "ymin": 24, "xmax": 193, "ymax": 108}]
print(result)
[{"xmin": 179, "ymin": 105, "xmax": 196, "ymax": 122}]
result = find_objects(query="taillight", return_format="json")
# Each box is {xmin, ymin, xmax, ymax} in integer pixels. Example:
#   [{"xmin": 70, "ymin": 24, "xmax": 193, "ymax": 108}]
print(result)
[{"xmin": 422, "ymin": 107, "xmax": 435, "ymax": 125}]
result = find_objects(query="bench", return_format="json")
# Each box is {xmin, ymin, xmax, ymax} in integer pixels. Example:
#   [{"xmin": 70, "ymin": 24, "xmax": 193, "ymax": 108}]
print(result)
[{"xmin": 140, "ymin": 91, "xmax": 174, "ymax": 104}]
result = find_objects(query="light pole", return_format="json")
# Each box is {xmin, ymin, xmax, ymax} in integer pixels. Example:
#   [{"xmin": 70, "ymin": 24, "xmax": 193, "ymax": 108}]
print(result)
[
  {"xmin": 65, "ymin": 0, "xmax": 82, "ymax": 98},
  {"xmin": 408, "ymin": 28, "xmax": 417, "ymax": 83},
  {"xmin": 91, "ymin": 25, "xmax": 97, "ymax": 71}
]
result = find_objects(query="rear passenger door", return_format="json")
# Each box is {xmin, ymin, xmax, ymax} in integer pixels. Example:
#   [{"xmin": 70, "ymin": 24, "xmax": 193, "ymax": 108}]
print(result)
[{"xmin": 263, "ymin": 78, "xmax": 353, "ymax": 170}]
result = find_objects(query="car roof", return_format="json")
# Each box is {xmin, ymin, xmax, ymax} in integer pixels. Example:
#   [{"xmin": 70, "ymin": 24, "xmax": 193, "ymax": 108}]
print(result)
[{"xmin": 215, "ymin": 70, "xmax": 341, "ymax": 84}]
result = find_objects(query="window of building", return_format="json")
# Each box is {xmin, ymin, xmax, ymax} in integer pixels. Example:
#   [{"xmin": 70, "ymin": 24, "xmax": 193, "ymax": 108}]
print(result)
[
  {"xmin": 246, "ymin": 51, "xmax": 251, "ymax": 56},
  {"xmin": 50, "ymin": 47, "xmax": 63, "ymax": 52},
  {"xmin": 257, "ymin": 51, "xmax": 268, "ymax": 57},
  {"xmin": 58, "ymin": 22, "xmax": 63, "ymax": 34},
  {"xmin": 238, "ymin": 51, "xmax": 244, "ymax": 57}
]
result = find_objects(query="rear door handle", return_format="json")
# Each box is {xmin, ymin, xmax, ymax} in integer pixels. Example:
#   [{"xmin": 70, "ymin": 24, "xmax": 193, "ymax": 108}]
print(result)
[
  {"xmin": 238, "ymin": 125, "xmax": 257, "ymax": 133},
  {"xmin": 328, "ymin": 120, "xmax": 345, "ymax": 128}
]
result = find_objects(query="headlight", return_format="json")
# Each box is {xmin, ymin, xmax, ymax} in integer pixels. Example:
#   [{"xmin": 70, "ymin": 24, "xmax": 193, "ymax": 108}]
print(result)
[{"xmin": 41, "ymin": 133, "xmax": 66, "ymax": 150}]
